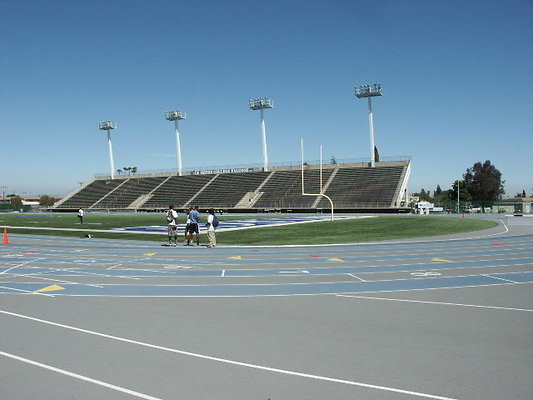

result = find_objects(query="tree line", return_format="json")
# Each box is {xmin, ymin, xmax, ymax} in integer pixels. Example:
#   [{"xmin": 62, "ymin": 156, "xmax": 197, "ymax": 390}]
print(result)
[
  {"xmin": 413, "ymin": 160, "xmax": 520, "ymax": 204},
  {"xmin": 1, "ymin": 195, "xmax": 58, "ymax": 209}
]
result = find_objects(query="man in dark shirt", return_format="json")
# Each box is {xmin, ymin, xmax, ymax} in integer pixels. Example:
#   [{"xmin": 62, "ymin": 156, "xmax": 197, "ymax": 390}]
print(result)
[{"xmin": 186, "ymin": 206, "xmax": 201, "ymax": 246}]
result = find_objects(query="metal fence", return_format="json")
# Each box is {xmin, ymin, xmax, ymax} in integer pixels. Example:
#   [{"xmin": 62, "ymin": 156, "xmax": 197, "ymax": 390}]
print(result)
[
  {"xmin": 437, "ymin": 200, "xmax": 531, "ymax": 214},
  {"xmin": 94, "ymin": 156, "xmax": 411, "ymax": 179}
]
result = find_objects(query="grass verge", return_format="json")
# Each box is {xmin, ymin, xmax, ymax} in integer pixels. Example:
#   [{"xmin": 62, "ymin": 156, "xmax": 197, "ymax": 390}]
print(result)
[
  {"xmin": 215, "ymin": 216, "xmax": 498, "ymax": 245},
  {"xmin": 1, "ymin": 214, "xmax": 498, "ymax": 245}
]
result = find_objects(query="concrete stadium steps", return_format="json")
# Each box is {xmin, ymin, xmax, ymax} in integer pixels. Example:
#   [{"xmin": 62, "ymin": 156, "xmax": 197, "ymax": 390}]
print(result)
[
  {"xmin": 193, "ymin": 171, "xmax": 271, "ymax": 208},
  {"xmin": 94, "ymin": 177, "xmax": 168, "ymax": 208},
  {"xmin": 316, "ymin": 165, "xmax": 404, "ymax": 208},
  {"xmin": 253, "ymin": 169, "xmax": 334, "ymax": 209},
  {"xmin": 142, "ymin": 174, "xmax": 216, "ymax": 209},
  {"xmin": 56, "ymin": 179, "xmax": 125, "ymax": 209},
  {"xmin": 53, "ymin": 161, "xmax": 410, "ymax": 211}
]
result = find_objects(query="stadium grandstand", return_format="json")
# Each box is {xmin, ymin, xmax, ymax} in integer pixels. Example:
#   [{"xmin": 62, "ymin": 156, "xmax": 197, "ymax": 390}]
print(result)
[{"xmin": 53, "ymin": 159, "xmax": 411, "ymax": 213}]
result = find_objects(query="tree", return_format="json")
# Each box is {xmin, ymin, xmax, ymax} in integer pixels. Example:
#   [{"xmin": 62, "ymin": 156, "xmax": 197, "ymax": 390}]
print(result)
[
  {"xmin": 462, "ymin": 160, "xmax": 505, "ymax": 201},
  {"xmin": 433, "ymin": 184, "xmax": 450, "ymax": 203},
  {"xmin": 374, "ymin": 146, "xmax": 380, "ymax": 163},
  {"xmin": 414, "ymin": 188, "xmax": 432, "ymax": 202},
  {"xmin": 10, "ymin": 196, "xmax": 22, "ymax": 208},
  {"xmin": 122, "ymin": 166, "xmax": 137, "ymax": 175},
  {"xmin": 39, "ymin": 195, "xmax": 56, "ymax": 207},
  {"xmin": 449, "ymin": 180, "xmax": 472, "ymax": 202},
  {"xmin": 330, "ymin": 156, "xmax": 337, "ymax": 165}
]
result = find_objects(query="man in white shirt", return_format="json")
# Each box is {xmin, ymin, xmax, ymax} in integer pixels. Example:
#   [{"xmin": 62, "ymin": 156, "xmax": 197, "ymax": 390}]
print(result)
[
  {"xmin": 166, "ymin": 205, "xmax": 179, "ymax": 246},
  {"xmin": 206, "ymin": 208, "xmax": 217, "ymax": 248}
]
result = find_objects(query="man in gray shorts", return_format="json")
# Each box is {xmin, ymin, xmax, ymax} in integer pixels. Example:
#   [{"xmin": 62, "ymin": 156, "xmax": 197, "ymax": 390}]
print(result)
[{"xmin": 186, "ymin": 206, "xmax": 201, "ymax": 246}]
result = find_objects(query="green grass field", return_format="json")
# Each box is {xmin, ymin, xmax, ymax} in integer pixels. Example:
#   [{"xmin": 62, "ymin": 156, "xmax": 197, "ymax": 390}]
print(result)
[{"xmin": 0, "ymin": 213, "xmax": 499, "ymax": 245}]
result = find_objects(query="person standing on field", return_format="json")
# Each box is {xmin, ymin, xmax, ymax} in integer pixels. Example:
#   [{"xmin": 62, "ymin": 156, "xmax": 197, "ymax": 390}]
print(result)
[
  {"xmin": 166, "ymin": 205, "xmax": 179, "ymax": 247},
  {"xmin": 183, "ymin": 208, "xmax": 190, "ymax": 245},
  {"xmin": 187, "ymin": 206, "xmax": 201, "ymax": 246},
  {"xmin": 77, "ymin": 208, "xmax": 84, "ymax": 224},
  {"xmin": 206, "ymin": 208, "xmax": 217, "ymax": 248}
]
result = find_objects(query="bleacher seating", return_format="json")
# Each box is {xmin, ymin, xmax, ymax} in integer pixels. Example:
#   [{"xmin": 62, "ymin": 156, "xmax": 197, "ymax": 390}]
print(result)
[
  {"xmin": 54, "ymin": 162, "xmax": 409, "ymax": 211},
  {"xmin": 254, "ymin": 169, "xmax": 334, "ymax": 209},
  {"xmin": 193, "ymin": 172, "xmax": 271, "ymax": 208},
  {"xmin": 142, "ymin": 174, "xmax": 216, "ymax": 209},
  {"xmin": 94, "ymin": 177, "xmax": 168, "ymax": 208},
  {"xmin": 57, "ymin": 179, "xmax": 124, "ymax": 209},
  {"xmin": 316, "ymin": 166, "xmax": 404, "ymax": 208}
]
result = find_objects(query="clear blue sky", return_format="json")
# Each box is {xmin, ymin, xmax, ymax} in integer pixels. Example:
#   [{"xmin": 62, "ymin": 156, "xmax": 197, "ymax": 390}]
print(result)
[{"xmin": 1, "ymin": 0, "xmax": 531, "ymax": 197}]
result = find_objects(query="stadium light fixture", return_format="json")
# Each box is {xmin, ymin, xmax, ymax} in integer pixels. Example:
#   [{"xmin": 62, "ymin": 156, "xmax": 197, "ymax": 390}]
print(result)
[
  {"xmin": 165, "ymin": 110, "xmax": 186, "ymax": 176},
  {"xmin": 98, "ymin": 121, "xmax": 117, "ymax": 179},
  {"xmin": 355, "ymin": 83, "xmax": 383, "ymax": 168},
  {"xmin": 249, "ymin": 97, "xmax": 273, "ymax": 172}
]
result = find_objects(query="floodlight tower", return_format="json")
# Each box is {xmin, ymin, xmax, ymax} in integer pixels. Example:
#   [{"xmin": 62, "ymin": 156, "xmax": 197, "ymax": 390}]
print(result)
[
  {"xmin": 98, "ymin": 121, "xmax": 117, "ymax": 179},
  {"xmin": 165, "ymin": 110, "xmax": 186, "ymax": 176},
  {"xmin": 355, "ymin": 83, "xmax": 383, "ymax": 168},
  {"xmin": 249, "ymin": 97, "xmax": 273, "ymax": 172}
]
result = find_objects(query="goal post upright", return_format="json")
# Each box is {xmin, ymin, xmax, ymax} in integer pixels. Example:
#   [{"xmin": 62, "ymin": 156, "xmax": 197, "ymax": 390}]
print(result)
[{"xmin": 300, "ymin": 138, "xmax": 334, "ymax": 221}]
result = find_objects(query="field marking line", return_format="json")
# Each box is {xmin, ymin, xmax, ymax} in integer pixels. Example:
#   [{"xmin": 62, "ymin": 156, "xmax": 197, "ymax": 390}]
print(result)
[
  {"xmin": 0, "ymin": 350, "xmax": 162, "ymax": 400},
  {"xmin": 335, "ymin": 294, "xmax": 533, "ymax": 312},
  {"xmin": 348, "ymin": 274, "xmax": 366, "ymax": 282},
  {"xmin": 0, "ymin": 309, "xmax": 457, "ymax": 400},
  {"xmin": 221, "ymin": 269, "xmax": 226, "ymax": 277}
]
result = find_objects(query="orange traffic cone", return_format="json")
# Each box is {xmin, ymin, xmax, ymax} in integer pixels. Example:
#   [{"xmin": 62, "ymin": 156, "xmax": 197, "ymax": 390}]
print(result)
[{"xmin": 2, "ymin": 228, "xmax": 9, "ymax": 244}]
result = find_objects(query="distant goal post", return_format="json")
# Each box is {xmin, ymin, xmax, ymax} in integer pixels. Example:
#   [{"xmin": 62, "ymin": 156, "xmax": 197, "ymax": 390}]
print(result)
[{"xmin": 300, "ymin": 139, "xmax": 334, "ymax": 221}]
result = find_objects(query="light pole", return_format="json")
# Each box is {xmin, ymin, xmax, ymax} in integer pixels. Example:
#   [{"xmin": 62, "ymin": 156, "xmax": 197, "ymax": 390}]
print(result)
[
  {"xmin": 355, "ymin": 83, "xmax": 383, "ymax": 168},
  {"xmin": 98, "ymin": 121, "xmax": 117, "ymax": 179},
  {"xmin": 165, "ymin": 110, "xmax": 186, "ymax": 176},
  {"xmin": 0, "ymin": 186, "xmax": 6, "ymax": 202},
  {"xmin": 457, "ymin": 180, "xmax": 460, "ymax": 214},
  {"xmin": 249, "ymin": 97, "xmax": 273, "ymax": 172}
]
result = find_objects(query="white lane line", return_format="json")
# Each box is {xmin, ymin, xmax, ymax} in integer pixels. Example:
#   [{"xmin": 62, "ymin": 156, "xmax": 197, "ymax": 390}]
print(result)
[
  {"xmin": 0, "ymin": 309, "xmax": 456, "ymax": 400},
  {"xmin": 336, "ymin": 294, "xmax": 533, "ymax": 312},
  {"xmin": 221, "ymin": 269, "xmax": 226, "ymax": 277},
  {"xmin": 0, "ymin": 259, "xmax": 41, "ymax": 276},
  {"xmin": 7, "ymin": 272, "xmax": 104, "ymax": 289},
  {"xmin": 0, "ymin": 350, "xmax": 162, "ymax": 400},
  {"xmin": 0, "ymin": 285, "xmax": 54, "ymax": 297},
  {"xmin": 55, "ymin": 268, "xmax": 140, "ymax": 281},
  {"xmin": 483, "ymin": 274, "xmax": 519, "ymax": 284},
  {"xmin": 348, "ymin": 274, "xmax": 366, "ymax": 282}
]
